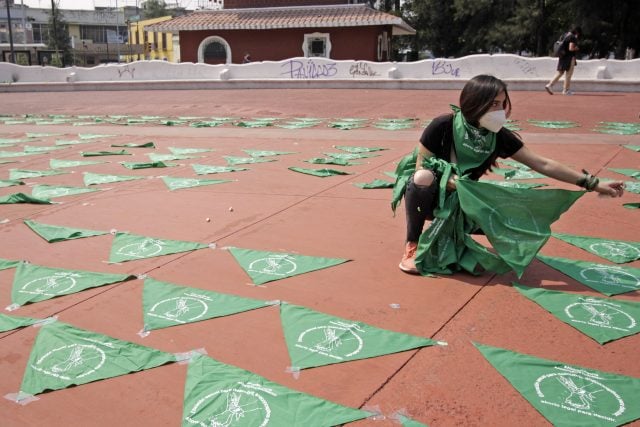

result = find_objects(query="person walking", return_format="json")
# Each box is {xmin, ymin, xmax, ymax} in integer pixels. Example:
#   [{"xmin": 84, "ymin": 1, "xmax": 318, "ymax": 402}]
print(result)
[
  {"xmin": 545, "ymin": 27, "xmax": 582, "ymax": 95},
  {"xmin": 397, "ymin": 74, "xmax": 624, "ymax": 275}
]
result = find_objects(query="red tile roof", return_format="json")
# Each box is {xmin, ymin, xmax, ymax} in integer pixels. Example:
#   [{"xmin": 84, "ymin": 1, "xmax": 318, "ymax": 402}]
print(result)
[{"xmin": 144, "ymin": 4, "xmax": 415, "ymax": 35}]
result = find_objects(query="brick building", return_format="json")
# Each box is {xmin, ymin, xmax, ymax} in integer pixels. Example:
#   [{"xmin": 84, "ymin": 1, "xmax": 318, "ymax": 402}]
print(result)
[{"xmin": 145, "ymin": 0, "xmax": 414, "ymax": 64}]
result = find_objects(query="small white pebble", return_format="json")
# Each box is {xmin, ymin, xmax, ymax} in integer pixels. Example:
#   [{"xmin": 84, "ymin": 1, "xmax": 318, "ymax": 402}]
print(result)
[
  {"xmin": 205, "ymin": 217, "xmax": 211, "ymax": 222},
  {"xmin": 228, "ymin": 207, "xmax": 234, "ymax": 212}
]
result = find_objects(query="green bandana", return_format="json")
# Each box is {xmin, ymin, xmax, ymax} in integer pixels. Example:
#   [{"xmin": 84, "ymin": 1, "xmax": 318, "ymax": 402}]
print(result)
[{"xmin": 451, "ymin": 105, "xmax": 496, "ymax": 174}]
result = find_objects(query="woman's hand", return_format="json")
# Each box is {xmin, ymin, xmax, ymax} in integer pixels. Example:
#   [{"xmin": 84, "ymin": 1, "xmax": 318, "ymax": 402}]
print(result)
[
  {"xmin": 446, "ymin": 174, "xmax": 458, "ymax": 191},
  {"xmin": 595, "ymin": 181, "xmax": 625, "ymax": 197}
]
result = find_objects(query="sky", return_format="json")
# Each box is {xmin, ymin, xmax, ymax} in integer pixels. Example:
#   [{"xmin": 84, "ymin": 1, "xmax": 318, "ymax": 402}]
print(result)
[{"xmin": 19, "ymin": 0, "xmax": 198, "ymax": 10}]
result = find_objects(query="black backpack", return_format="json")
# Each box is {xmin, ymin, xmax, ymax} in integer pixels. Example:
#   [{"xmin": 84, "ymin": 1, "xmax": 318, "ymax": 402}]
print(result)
[{"xmin": 553, "ymin": 32, "xmax": 570, "ymax": 57}]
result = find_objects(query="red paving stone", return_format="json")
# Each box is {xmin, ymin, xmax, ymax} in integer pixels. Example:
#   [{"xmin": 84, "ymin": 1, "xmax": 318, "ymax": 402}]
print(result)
[{"xmin": 0, "ymin": 89, "xmax": 639, "ymax": 426}]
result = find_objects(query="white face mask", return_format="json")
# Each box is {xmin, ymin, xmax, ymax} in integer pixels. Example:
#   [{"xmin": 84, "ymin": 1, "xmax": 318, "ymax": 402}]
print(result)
[{"xmin": 478, "ymin": 109, "xmax": 507, "ymax": 133}]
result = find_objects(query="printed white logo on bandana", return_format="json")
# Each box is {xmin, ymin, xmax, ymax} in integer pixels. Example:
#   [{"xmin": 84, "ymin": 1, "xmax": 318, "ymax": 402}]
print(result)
[
  {"xmin": 488, "ymin": 203, "xmax": 540, "ymax": 245},
  {"xmin": 295, "ymin": 321, "xmax": 364, "ymax": 361},
  {"xmin": 196, "ymin": 166, "xmax": 231, "ymax": 174},
  {"xmin": 462, "ymin": 128, "xmax": 492, "ymax": 154},
  {"xmin": 588, "ymin": 242, "xmax": 640, "ymax": 260},
  {"xmin": 437, "ymin": 236, "xmax": 454, "ymax": 263},
  {"xmin": 492, "ymin": 181, "xmax": 519, "ymax": 187},
  {"xmin": 92, "ymin": 175, "xmax": 122, "ymax": 184},
  {"xmin": 35, "ymin": 188, "xmax": 71, "ymax": 198},
  {"xmin": 32, "ymin": 344, "xmax": 106, "ymax": 381},
  {"xmin": 579, "ymin": 265, "xmax": 639, "ymax": 290},
  {"xmin": 20, "ymin": 272, "xmax": 80, "ymax": 296},
  {"xmin": 534, "ymin": 366, "xmax": 625, "ymax": 422},
  {"xmin": 509, "ymin": 170, "xmax": 539, "ymax": 179},
  {"xmin": 147, "ymin": 293, "xmax": 210, "ymax": 324},
  {"xmin": 168, "ymin": 179, "xmax": 201, "ymax": 190},
  {"xmin": 186, "ymin": 383, "xmax": 273, "ymax": 427},
  {"xmin": 565, "ymin": 298, "xmax": 636, "ymax": 332},
  {"xmin": 248, "ymin": 255, "xmax": 297, "ymax": 277},
  {"xmin": 117, "ymin": 238, "xmax": 164, "ymax": 258},
  {"xmin": 20, "ymin": 171, "xmax": 47, "ymax": 178}
]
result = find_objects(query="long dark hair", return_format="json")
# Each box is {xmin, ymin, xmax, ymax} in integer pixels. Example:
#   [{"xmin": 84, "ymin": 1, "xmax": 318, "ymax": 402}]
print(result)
[{"xmin": 459, "ymin": 75, "xmax": 512, "ymax": 126}]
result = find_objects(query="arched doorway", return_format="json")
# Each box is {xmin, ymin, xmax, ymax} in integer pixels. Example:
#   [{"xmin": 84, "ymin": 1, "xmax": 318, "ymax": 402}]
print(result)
[{"xmin": 198, "ymin": 36, "xmax": 231, "ymax": 64}]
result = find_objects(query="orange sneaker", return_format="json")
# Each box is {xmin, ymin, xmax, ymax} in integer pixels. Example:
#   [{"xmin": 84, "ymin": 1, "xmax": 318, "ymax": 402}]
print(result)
[{"xmin": 399, "ymin": 241, "xmax": 419, "ymax": 274}]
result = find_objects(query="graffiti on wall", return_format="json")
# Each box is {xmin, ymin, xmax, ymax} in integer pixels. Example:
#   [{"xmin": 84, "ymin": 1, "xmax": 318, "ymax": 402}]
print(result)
[
  {"xmin": 117, "ymin": 65, "xmax": 135, "ymax": 79},
  {"xmin": 280, "ymin": 59, "xmax": 338, "ymax": 79},
  {"xmin": 513, "ymin": 58, "xmax": 538, "ymax": 76},
  {"xmin": 349, "ymin": 62, "xmax": 379, "ymax": 77},
  {"xmin": 431, "ymin": 60, "xmax": 461, "ymax": 77}
]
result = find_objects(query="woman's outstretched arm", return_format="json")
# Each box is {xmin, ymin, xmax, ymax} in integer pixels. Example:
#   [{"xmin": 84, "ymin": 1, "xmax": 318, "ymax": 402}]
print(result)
[{"xmin": 510, "ymin": 146, "xmax": 625, "ymax": 197}]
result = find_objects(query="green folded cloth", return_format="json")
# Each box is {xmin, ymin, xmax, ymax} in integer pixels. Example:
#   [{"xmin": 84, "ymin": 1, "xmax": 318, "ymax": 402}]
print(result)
[
  {"xmin": 354, "ymin": 179, "xmax": 394, "ymax": 189},
  {"xmin": 120, "ymin": 161, "xmax": 172, "ymax": 169},
  {"xmin": 288, "ymin": 167, "xmax": 351, "ymax": 177},
  {"xmin": 81, "ymin": 150, "xmax": 131, "ymax": 157},
  {"xmin": 0, "ymin": 193, "xmax": 52, "ymax": 204}
]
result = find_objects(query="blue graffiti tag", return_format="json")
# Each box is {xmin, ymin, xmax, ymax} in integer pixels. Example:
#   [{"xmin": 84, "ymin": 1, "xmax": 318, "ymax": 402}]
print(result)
[
  {"xmin": 281, "ymin": 59, "xmax": 338, "ymax": 79},
  {"xmin": 431, "ymin": 60, "xmax": 461, "ymax": 77}
]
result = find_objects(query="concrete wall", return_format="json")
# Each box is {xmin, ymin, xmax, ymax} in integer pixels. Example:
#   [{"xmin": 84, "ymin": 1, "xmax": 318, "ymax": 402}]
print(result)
[{"xmin": 0, "ymin": 54, "xmax": 638, "ymax": 92}]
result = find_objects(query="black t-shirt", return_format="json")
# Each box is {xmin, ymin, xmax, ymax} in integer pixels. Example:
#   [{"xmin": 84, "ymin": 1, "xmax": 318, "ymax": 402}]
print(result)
[
  {"xmin": 561, "ymin": 33, "xmax": 578, "ymax": 58},
  {"xmin": 419, "ymin": 114, "xmax": 524, "ymax": 180}
]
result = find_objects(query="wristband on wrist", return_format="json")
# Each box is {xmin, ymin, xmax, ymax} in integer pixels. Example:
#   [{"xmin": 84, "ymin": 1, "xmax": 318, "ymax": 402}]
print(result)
[{"xmin": 576, "ymin": 169, "xmax": 599, "ymax": 191}]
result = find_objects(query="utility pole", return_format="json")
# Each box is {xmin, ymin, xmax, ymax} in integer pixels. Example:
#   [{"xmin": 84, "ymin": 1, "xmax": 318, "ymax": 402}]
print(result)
[
  {"xmin": 136, "ymin": 0, "xmax": 140, "ymax": 60},
  {"xmin": 5, "ymin": 0, "xmax": 16, "ymax": 63},
  {"xmin": 20, "ymin": 0, "xmax": 25, "ymax": 44},
  {"xmin": 115, "ymin": 0, "xmax": 120, "ymax": 62},
  {"xmin": 50, "ymin": 0, "xmax": 58, "ymax": 63}
]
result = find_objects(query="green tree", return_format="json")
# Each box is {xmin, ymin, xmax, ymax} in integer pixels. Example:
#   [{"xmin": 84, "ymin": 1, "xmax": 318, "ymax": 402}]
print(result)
[
  {"xmin": 46, "ymin": 1, "xmax": 72, "ymax": 67},
  {"xmin": 142, "ymin": 0, "xmax": 169, "ymax": 19},
  {"xmin": 403, "ymin": 0, "xmax": 639, "ymax": 59},
  {"xmin": 404, "ymin": 0, "xmax": 463, "ymax": 57},
  {"xmin": 375, "ymin": 0, "xmax": 401, "ymax": 14},
  {"xmin": 565, "ymin": 0, "xmax": 640, "ymax": 58}
]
